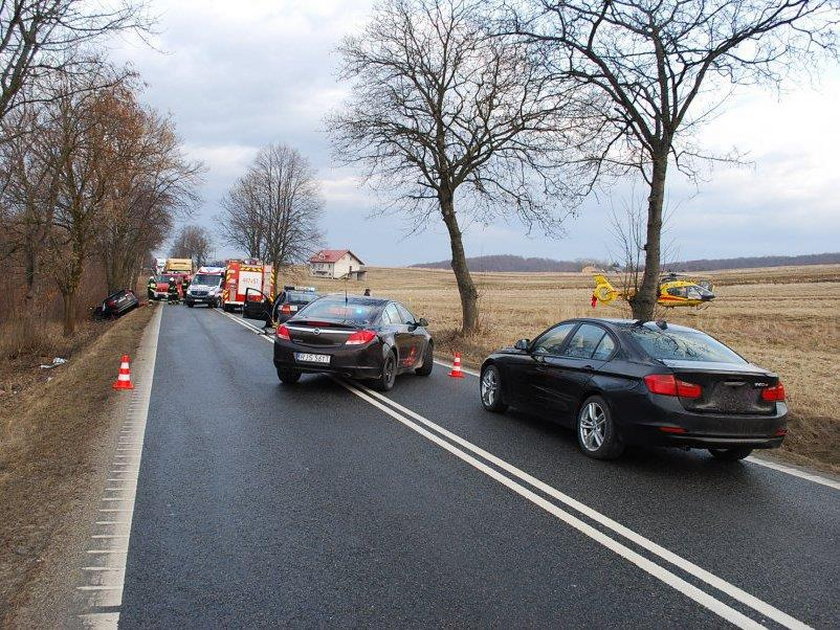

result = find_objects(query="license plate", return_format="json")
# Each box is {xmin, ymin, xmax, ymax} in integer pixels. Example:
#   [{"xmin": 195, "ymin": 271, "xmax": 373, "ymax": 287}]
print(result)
[{"xmin": 294, "ymin": 352, "xmax": 330, "ymax": 364}]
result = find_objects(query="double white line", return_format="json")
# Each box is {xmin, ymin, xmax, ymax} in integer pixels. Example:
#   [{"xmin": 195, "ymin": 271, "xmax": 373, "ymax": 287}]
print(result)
[
  {"xmin": 218, "ymin": 308, "xmax": 814, "ymax": 629},
  {"xmin": 338, "ymin": 379, "xmax": 811, "ymax": 630}
]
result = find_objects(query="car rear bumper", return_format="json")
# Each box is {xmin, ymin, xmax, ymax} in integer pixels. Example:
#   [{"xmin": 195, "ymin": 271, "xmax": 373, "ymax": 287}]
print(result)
[
  {"xmin": 273, "ymin": 339, "xmax": 385, "ymax": 380},
  {"xmin": 615, "ymin": 395, "xmax": 788, "ymax": 450}
]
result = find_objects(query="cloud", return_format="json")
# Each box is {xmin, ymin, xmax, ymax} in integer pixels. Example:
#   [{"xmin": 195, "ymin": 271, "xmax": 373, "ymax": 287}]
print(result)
[{"xmin": 114, "ymin": 1, "xmax": 840, "ymax": 265}]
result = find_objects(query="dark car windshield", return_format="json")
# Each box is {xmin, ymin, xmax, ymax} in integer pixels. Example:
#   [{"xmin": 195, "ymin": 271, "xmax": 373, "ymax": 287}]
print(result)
[
  {"xmin": 192, "ymin": 274, "xmax": 222, "ymax": 286},
  {"xmin": 627, "ymin": 326, "xmax": 746, "ymax": 363},
  {"xmin": 285, "ymin": 291, "xmax": 317, "ymax": 304},
  {"xmin": 297, "ymin": 297, "xmax": 381, "ymax": 325}
]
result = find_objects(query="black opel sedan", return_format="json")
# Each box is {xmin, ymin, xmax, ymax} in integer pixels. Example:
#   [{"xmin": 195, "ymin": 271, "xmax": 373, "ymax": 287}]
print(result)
[
  {"xmin": 479, "ymin": 318, "xmax": 787, "ymax": 461},
  {"xmin": 273, "ymin": 294, "xmax": 433, "ymax": 391}
]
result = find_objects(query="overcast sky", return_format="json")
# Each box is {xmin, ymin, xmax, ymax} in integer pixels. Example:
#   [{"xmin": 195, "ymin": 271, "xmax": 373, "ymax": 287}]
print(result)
[{"xmin": 111, "ymin": 0, "xmax": 840, "ymax": 266}]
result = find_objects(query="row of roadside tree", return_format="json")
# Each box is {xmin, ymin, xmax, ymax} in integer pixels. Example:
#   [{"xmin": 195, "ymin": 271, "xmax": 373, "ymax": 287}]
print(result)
[{"xmin": 0, "ymin": 1, "xmax": 202, "ymax": 337}]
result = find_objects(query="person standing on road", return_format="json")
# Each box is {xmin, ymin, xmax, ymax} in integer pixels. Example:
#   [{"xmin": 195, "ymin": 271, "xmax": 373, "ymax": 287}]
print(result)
[
  {"xmin": 147, "ymin": 276, "xmax": 156, "ymax": 300},
  {"xmin": 167, "ymin": 276, "xmax": 179, "ymax": 304}
]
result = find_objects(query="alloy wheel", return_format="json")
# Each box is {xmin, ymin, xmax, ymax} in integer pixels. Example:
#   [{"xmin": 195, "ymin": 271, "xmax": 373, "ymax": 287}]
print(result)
[
  {"xmin": 579, "ymin": 402, "xmax": 607, "ymax": 451},
  {"xmin": 481, "ymin": 369, "xmax": 498, "ymax": 407}
]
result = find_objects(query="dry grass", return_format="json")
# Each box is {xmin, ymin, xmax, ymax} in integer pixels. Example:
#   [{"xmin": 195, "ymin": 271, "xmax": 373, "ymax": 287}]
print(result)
[
  {"xmin": 283, "ymin": 264, "xmax": 840, "ymax": 471},
  {"xmin": 0, "ymin": 305, "xmax": 155, "ymax": 621}
]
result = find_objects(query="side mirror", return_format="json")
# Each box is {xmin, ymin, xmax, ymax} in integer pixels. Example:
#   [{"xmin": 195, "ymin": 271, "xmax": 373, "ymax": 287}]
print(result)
[
  {"xmin": 514, "ymin": 339, "xmax": 530, "ymax": 351},
  {"xmin": 417, "ymin": 317, "xmax": 429, "ymax": 328}
]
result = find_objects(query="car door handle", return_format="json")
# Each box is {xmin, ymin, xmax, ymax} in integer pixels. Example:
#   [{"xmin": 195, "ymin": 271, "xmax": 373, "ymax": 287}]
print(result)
[{"xmin": 582, "ymin": 364, "xmax": 594, "ymax": 372}]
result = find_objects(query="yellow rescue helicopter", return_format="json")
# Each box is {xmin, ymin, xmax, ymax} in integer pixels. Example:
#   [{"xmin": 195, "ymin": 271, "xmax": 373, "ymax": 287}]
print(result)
[{"xmin": 591, "ymin": 272, "xmax": 715, "ymax": 308}]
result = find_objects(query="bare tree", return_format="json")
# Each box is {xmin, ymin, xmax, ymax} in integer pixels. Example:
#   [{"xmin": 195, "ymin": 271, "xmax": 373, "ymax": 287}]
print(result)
[
  {"xmin": 97, "ymin": 92, "xmax": 202, "ymax": 291},
  {"xmin": 219, "ymin": 143, "xmax": 324, "ymax": 293},
  {"xmin": 507, "ymin": 0, "xmax": 839, "ymax": 320},
  {"xmin": 0, "ymin": 0, "xmax": 149, "ymax": 125},
  {"xmin": 328, "ymin": 0, "xmax": 601, "ymax": 334},
  {"xmin": 607, "ymin": 190, "xmax": 678, "ymax": 305},
  {"xmin": 170, "ymin": 225, "xmax": 212, "ymax": 268}
]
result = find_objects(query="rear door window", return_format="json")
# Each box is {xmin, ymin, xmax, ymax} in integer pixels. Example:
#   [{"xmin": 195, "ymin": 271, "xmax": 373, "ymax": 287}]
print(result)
[
  {"xmin": 396, "ymin": 304, "xmax": 416, "ymax": 325},
  {"xmin": 532, "ymin": 323, "xmax": 576, "ymax": 355},
  {"xmin": 382, "ymin": 303, "xmax": 402, "ymax": 325},
  {"xmin": 591, "ymin": 332, "xmax": 616, "ymax": 361},
  {"xmin": 563, "ymin": 324, "xmax": 607, "ymax": 359}
]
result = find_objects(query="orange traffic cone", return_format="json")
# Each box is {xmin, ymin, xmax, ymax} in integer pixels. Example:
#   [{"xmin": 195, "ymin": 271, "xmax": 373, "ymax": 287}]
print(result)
[
  {"xmin": 112, "ymin": 354, "xmax": 134, "ymax": 390},
  {"xmin": 449, "ymin": 352, "xmax": 466, "ymax": 379}
]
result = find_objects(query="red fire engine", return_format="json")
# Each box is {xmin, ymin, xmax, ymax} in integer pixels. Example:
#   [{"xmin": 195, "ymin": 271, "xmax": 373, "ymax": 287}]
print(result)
[{"xmin": 221, "ymin": 260, "xmax": 275, "ymax": 312}]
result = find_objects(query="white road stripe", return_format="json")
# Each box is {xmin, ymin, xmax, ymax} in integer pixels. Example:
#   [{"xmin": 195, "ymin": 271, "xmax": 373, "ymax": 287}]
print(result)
[
  {"xmin": 354, "ymin": 382, "xmax": 811, "ymax": 630},
  {"xmin": 219, "ymin": 302, "xmax": 818, "ymax": 627},
  {"xmin": 745, "ymin": 457, "xmax": 840, "ymax": 491},
  {"xmin": 337, "ymin": 380, "xmax": 767, "ymax": 630},
  {"xmin": 76, "ymin": 304, "xmax": 162, "ymax": 628}
]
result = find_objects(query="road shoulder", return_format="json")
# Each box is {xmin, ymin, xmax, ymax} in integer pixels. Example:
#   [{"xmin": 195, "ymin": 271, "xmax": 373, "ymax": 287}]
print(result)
[{"xmin": 0, "ymin": 304, "xmax": 159, "ymax": 629}]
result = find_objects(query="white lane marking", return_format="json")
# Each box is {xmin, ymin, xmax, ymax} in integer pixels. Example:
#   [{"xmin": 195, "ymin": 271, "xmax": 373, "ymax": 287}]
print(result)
[
  {"xmin": 745, "ymin": 457, "xmax": 840, "ymax": 491},
  {"xmin": 356, "ymin": 382, "xmax": 811, "ymax": 630},
  {"xmin": 222, "ymin": 303, "xmax": 810, "ymax": 627},
  {"xmin": 76, "ymin": 303, "xmax": 162, "ymax": 628},
  {"xmin": 82, "ymin": 567, "xmax": 125, "ymax": 571},
  {"xmin": 217, "ymin": 301, "xmax": 819, "ymax": 625},
  {"xmin": 336, "ymin": 380, "xmax": 766, "ymax": 630}
]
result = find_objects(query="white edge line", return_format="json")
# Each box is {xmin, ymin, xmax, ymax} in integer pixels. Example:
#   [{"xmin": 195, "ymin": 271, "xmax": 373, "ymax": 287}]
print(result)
[
  {"xmin": 745, "ymin": 457, "xmax": 840, "ymax": 491},
  {"xmin": 224, "ymin": 309, "xmax": 837, "ymax": 494},
  {"xmin": 221, "ymin": 303, "xmax": 809, "ymax": 628},
  {"xmin": 336, "ymin": 379, "xmax": 766, "ymax": 630}
]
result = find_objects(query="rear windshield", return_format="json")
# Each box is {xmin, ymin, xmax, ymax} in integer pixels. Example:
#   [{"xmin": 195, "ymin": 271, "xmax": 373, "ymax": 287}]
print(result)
[
  {"xmin": 286, "ymin": 291, "xmax": 317, "ymax": 304},
  {"xmin": 627, "ymin": 327, "xmax": 746, "ymax": 363},
  {"xmin": 297, "ymin": 297, "xmax": 381, "ymax": 325},
  {"xmin": 192, "ymin": 274, "xmax": 222, "ymax": 286}
]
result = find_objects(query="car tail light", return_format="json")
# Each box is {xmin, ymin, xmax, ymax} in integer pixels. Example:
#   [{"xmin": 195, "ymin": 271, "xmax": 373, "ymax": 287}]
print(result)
[
  {"xmin": 643, "ymin": 374, "xmax": 702, "ymax": 399},
  {"xmin": 281, "ymin": 304, "xmax": 291, "ymax": 314},
  {"xmin": 761, "ymin": 383, "xmax": 786, "ymax": 402},
  {"xmin": 345, "ymin": 330, "xmax": 377, "ymax": 345},
  {"xmin": 276, "ymin": 324, "xmax": 291, "ymax": 341},
  {"xmin": 658, "ymin": 426, "xmax": 687, "ymax": 434}
]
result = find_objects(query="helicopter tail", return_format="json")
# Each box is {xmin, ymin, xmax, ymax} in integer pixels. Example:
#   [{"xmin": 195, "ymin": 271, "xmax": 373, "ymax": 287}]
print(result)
[{"xmin": 592, "ymin": 274, "xmax": 619, "ymax": 307}]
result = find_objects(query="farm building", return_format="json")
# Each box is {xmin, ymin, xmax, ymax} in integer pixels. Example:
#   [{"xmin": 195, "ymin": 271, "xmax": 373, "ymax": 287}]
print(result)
[{"xmin": 309, "ymin": 249, "xmax": 367, "ymax": 280}]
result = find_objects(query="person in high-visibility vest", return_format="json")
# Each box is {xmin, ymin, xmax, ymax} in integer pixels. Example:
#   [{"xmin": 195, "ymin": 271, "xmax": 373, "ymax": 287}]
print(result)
[{"xmin": 147, "ymin": 276, "xmax": 156, "ymax": 300}]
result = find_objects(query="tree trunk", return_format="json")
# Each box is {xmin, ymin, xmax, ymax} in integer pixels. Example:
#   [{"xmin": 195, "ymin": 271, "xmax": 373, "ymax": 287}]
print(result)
[
  {"xmin": 631, "ymin": 153, "xmax": 667, "ymax": 321},
  {"xmin": 439, "ymin": 192, "xmax": 478, "ymax": 334},
  {"xmin": 62, "ymin": 291, "xmax": 75, "ymax": 337}
]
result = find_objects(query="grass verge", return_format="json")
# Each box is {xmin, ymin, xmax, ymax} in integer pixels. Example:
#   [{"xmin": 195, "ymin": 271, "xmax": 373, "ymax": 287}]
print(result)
[{"xmin": 0, "ymin": 305, "xmax": 155, "ymax": 626}]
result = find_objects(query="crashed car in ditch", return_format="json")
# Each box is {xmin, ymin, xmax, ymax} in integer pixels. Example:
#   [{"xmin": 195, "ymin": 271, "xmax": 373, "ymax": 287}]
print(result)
[{"xmin": 92, "ymin": 289, "xmax": 140, "ymax": 319}]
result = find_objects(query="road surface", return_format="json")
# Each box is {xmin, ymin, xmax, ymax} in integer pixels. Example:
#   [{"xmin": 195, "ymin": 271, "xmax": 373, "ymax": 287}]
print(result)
[{"xmin": 77, "ymin": 305, "xmax": 840, "ymax": 628}]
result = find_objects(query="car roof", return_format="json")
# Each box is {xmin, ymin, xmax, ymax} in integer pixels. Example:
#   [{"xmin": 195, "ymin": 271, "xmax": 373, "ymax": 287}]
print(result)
[
  {"xmin": 561, "ymin": 317, "xmax": 701, "ymax": 334},
  {"xmin": 321, "ymin": 293, "xmax": 390, "ymax": 306}
]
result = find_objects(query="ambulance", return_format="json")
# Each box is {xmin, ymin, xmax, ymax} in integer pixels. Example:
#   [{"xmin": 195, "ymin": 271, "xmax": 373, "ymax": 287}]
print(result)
[{"xmin": 221, "ymin": 260, "xmax": 275, "ymax": 312}]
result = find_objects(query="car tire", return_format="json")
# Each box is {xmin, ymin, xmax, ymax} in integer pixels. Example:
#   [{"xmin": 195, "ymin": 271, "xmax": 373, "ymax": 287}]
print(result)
[
  {"xmin": 708, "ymin": 447, "xmax": 753, "ymax": 462},
  {"xmin": 576, "ymin": 395, "xmax": 624, "ymax": 460},
  {"xmin": 276, "ymin": 368, "xmax": 301, "ymax": 385},
  {"xmin": 415, "ymin": 342, "xmax": 434, "ymax": 376},
  {"xmin": 375, "ymin": 351, "xmax": 397, "ymax": 392},
  {"xmin": 186, "ymin": 302, "xmax": 194, "ymax": 308},
  {"xmin": 480, "ymin": 364, "xmax": 508, "ymax": 413}
]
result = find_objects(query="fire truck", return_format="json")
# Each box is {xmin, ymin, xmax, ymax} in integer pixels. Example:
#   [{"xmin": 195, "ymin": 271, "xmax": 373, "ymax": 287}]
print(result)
[{"xmin": 221, "ymin": 260, "xmax": 275, "ymax": 312}]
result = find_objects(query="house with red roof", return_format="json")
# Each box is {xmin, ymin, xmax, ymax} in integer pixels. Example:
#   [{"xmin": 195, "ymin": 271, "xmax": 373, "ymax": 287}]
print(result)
[{"xmin": 308, "ymin": 249, "xmax": 366, "ymax": 280}]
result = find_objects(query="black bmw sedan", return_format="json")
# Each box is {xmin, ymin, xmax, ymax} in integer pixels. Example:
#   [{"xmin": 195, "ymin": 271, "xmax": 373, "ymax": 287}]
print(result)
[
  {"xmin": 273, "ymin": 294, "xmax": 433, "ymax": 391},
  {"xmin": 479, "ymin": 318, "xmax": 787, "ymax": 461}
]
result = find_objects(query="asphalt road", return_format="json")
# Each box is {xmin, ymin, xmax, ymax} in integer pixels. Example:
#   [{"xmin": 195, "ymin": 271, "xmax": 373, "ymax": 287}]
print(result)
[{"xmin": 115, "ymin": 304, "xmax": 839, "ymax": 628}]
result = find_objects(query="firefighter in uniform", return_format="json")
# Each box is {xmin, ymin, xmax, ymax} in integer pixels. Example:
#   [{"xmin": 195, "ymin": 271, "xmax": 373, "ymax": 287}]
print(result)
[
  {"xmin": 167, "ymin": 276, "xmax": 179, "ymax": 304},
  {"xmin": 182, "ymin": 275, "xmax": 191, "ymax": 298}
]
